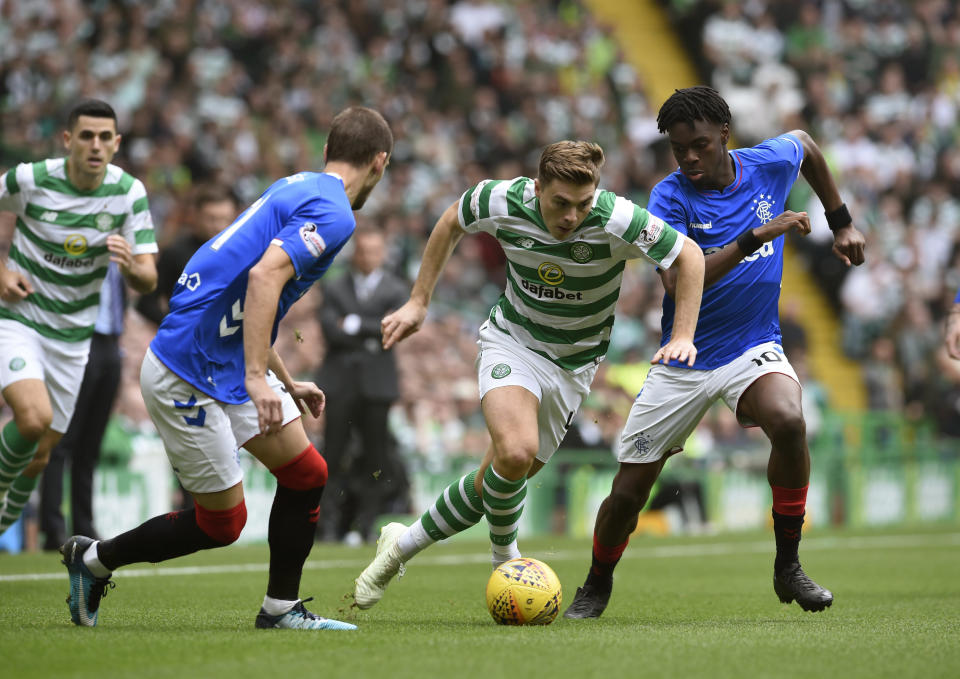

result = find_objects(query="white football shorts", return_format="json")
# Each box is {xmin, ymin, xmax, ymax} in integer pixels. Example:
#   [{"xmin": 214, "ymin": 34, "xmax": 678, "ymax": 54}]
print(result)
[
  {"xmin": 617, "ymin": 341, "xmax": 800, "ymax": 464},
  {"xmin": 140, "ymin": 348, "xmax": 301, "ymax": 494},
  {"xmin": 476, "ymin": 321, "xmax": 598, "ymax": 463},
  {"xmin": 0, "ymin": 319, "xmax": 89, "ymax": 433}
]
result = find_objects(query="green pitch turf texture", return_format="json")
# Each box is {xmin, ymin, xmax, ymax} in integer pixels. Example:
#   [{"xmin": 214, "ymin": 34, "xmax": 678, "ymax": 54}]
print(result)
[{"xmin": 2, "ymin": 525, "xmax": 958, "ymax": 679}]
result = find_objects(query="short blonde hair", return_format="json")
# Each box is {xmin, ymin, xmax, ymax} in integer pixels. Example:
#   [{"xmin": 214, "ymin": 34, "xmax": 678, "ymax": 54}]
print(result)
[{"xmin": 538, "ymin": 141, "xmax": 605, "ymax": 187}]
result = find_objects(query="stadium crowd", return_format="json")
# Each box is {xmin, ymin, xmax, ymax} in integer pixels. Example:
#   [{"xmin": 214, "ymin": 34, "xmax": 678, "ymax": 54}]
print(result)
[{"xmin": 0, "ymin": 0, "xmax": 955, "ymax": 500}]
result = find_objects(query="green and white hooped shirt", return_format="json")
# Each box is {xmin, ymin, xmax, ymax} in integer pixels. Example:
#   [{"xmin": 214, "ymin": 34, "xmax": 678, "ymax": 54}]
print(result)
[
  {"xmin": 0, "ymin": 158, "xmax": 158, "ymax": 342},
  {"xmin": 458, "ymin": 177, "xmax": 684, "ymax": 373}
]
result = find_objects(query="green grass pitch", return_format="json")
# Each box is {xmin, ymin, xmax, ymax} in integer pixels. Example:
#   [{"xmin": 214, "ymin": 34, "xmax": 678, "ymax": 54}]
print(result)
[{"xmin": 2, "ymin": 525, "xmax": 958, "ymax": 679}]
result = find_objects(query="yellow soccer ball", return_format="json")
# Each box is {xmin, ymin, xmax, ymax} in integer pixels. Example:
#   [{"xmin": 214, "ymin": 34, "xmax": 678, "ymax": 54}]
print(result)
[{"xmin": 485, "ymin": 557, "xmax": 562, "ymax": 625}]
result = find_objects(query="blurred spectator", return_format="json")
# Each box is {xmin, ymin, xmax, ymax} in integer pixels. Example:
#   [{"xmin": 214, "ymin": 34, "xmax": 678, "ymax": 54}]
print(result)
[
  {"xmin": 315, "ymin": 228, "xmax": 410, "ymax": 544},
  {"xmin": 135, "ymin": 184, "xmax": 239, "ymax": 326}
]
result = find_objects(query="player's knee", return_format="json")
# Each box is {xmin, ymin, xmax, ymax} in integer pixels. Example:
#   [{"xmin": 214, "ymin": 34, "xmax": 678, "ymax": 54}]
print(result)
[
  {"xmin": 494, "ymin": 440, "xmax": 538, "ymax": 474},
  {"xmin": 13, "ymin": 412, "xmax": 51, "ymax": 442},
  {"xmin": 195, "ymin": 501, "xmax": 247, "ymax": 545},
  {"xmin": 271, "ymin": 444, "xmax": 328, "ymax": 491},
  {"xmin": 762, "ymin": 404, "xmax": 806, "ymax": 445},
  {"xmin": 607, "ymin": 484, "xmax": 647, "ymax": 519}
]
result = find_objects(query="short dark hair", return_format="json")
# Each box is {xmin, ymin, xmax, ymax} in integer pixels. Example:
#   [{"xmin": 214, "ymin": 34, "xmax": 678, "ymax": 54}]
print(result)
[
  {"xmin": 325, "ymin": 107, "xmax": 393, "ymax": 167},
  {"xmin": 193, "ymin": 184, "xmax": 238, "ymax": 210},
  {"xmin": 538, "ymin": 141, "xmax": 605, "ymax": 186},
  {"xmin": 66, "ymin": 98, "xmax": 118, "ymax": 131},
  {"xmin": 656, "ymin": 86, "xmax": 731, "ymax": 133}
]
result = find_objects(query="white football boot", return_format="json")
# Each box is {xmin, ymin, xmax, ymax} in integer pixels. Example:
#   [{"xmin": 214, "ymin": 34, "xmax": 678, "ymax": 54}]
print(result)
[{"xmin": 353, "ymin": 522, "xmax": 407, "ymax": 609}]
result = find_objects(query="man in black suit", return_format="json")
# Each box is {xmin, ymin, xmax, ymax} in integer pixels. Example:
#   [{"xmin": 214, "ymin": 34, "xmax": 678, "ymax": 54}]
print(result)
[
  {"xmin": 316, "ymin": 227, "xmax": 410, "ymax": 543},
  {"xmin": 135, "ymin": 185, "xmax": 238, "ymax": 325}
]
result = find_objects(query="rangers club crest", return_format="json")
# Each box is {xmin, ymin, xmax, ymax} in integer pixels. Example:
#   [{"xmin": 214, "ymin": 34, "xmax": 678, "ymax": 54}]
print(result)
[
  {"xmin": 632, "ymin": 431, "xmax": 653, "ymax": 454},
  {"xmin": 750, "ymin": 193, "xmax": 776, "ymax": 224}
]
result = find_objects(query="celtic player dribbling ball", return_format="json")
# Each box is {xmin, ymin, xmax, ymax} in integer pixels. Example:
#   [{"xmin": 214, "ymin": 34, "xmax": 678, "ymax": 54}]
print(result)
[{"xmin": 486, "ymin": 557, "xmax": 562, "ymax": 625}]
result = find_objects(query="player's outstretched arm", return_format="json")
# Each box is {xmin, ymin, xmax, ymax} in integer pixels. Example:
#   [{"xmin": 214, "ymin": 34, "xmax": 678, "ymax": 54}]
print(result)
[
  {"xmin": 381, "ymin": 200, "xmax": 466, "ymax": 349},
  {"xmin": 947, "ymin": 304, "xmax": 960, "ymax": 361},
  {"xmin": 652, "ymin": 236, "xmax": 703, "ymax": 367},
  {"xmin": 789, "ymin": 129, "xmax": 865, "ymax": 267},
  {"xmin": 245, "ymin": 244, "xmax": 296, "ymax": 435}
]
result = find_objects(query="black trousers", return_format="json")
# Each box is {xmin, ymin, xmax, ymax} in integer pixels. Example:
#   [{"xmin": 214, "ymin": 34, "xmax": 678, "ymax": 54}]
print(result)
[
  {"xmin": 40, "ymin": 332, "xmax": 122, "ymax": 547},
  {"xmin": 320, "ymin": 393, "xmax": 398, "ymax": 542}
]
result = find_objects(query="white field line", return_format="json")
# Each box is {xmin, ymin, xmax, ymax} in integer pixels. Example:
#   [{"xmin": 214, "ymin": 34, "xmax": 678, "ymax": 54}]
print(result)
[{"xmin": 1, "ymin": 532, "xmax": 958, "ymax": 583}]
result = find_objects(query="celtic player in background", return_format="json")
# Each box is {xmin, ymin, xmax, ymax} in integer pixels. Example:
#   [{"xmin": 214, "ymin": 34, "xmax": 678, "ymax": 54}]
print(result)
[
  {"xmin": 354, "ymin": 140, "xmax": 705, "ymax": 609},
  {"xmin": 0, "ymin": 99, "xmax": 158, "ymax": 537},
  {"xmin": 564, "ymin": 86, "xmax": 866, "ymax": 619}
]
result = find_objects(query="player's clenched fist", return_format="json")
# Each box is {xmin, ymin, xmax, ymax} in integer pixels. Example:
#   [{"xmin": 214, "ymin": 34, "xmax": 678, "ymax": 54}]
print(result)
[{"xmin": 381, "ymin": 300, "xmax": 427, "ymax": 349}]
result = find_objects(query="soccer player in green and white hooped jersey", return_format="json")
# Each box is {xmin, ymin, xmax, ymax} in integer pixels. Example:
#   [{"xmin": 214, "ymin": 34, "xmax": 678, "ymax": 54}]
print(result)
[
  {"xmin": 0, "ymin": 99, "xmax": 157, "ymax": 537},
  {"xmin": 353, "ymin": 141, "xmax": 705, "ymax": 609}
]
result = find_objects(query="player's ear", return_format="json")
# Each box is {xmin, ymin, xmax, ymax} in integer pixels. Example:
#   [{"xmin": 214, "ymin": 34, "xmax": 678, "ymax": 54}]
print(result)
[
  {"xmin": 322, "ymin": 143, "xmax": 328, "ymax": 164},
  {"xmin": 371, "ymin": 151, "xmax": 388, "ymax": 177},
  {"xmin": 62, "ymin": 129, "xmax": 72, "ymax": 150},
  {"xmin": 719, "ymin": 123, "xmax": 730, "ymax": 146}
]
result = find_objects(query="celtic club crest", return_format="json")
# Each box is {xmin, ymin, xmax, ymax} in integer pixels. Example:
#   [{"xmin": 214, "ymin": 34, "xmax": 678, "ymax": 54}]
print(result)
[
  {"xmin": 491, "ymin": 363, "xmax": 512, "ymax": 379},
  {"xmin": 569, "ymin": 241, "xmax": 594, "ymax": 263},
  {"xmin": 95, "ymin": 212, "xmax": 114, "ymax": 231}
]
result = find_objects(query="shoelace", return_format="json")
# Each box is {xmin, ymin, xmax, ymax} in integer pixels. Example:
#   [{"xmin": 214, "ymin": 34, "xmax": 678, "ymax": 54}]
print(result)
[
  {"xmin": 781, "ymin": 565, "xmax": 821, "ymax": 593},
  {"xmin": 292, "ymin": 597, "xmax": 320, "ymax": 620},
  {"xmin": 90, "ymin": 578, "xmax": 116, "ymax": 602}
]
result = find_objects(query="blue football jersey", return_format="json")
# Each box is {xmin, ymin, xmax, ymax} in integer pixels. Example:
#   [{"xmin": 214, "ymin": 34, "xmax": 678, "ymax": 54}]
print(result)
[
  {"xmin": 651, "ymin": 134, "xmax": 804, "ymax": 369},
  {"xmin": 151, "ymin": 172, "xmax": 355, "ymax": 403}
]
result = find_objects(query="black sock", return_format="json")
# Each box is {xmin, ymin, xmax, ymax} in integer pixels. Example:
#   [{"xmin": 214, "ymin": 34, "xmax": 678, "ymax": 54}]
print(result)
[
  {"xmin": 97, "ymin": 509, "xmax": 223, "ymax": 571},
  {"xmin": 267, "ymin": 484, "xmax": 324, "ymax": 600},
  {"xmin": 772, "ymin": 510, "xmax": 804, "ymax": 573}
]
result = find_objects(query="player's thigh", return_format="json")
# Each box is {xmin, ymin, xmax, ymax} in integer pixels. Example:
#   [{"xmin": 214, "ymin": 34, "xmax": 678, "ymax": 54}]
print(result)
[
  {"xmin": 476, "ymin": 328, "xmax": 545, "ymax": 455},
  {"xmin": 616, "ymin": 365, "xmax": 714, "ymax": 464},
  {"xmin": 141, "ymin": 349, "xmax": 242, "ymax": 495},
  {"xmin": 481, "ymin": 385, "xmax": 540, "ymax": 456},
  {"xmin": 242, "ymin": 418, "xmax": 311, "ymax": 471},
  {"xmin": 717, "ymin": 342, "xmax": 801, "ymax": 426},
  {"xmin": 0, "ymin": 322, "xmax": 54, "ymax": 431},
  {"xmin": 40, "ymin": 337, "xmax": 91, "ymax": 433},
  {"xmin": 533, "ymin": 360, "xmax": 596, "ymax": 464},
  {"xmin": 226, "ymin": 369, "xmax": 305, "ymax": 469}
]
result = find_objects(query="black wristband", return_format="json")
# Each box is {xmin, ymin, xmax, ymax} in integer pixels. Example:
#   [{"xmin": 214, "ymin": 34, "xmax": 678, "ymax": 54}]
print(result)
[
  {"xmin": 736, "ymin": 228, "xmax": 763, "ymax": 255},
  {"xmin": 825, "ymin": 203, "xmax": 851, "ymax": 232}
]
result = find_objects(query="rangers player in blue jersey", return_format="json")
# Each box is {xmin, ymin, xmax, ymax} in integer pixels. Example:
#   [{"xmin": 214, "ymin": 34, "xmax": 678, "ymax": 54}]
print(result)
[
  {"xmin": 565, "ymin": 86, "xmax": 866, "ymax": 618},
  {"xmin": 59, "ymin": 107, "xmax": 393, "ymax": 630}
]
